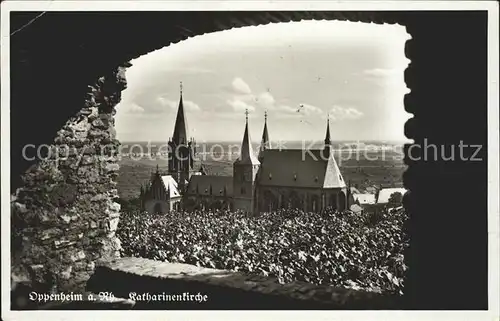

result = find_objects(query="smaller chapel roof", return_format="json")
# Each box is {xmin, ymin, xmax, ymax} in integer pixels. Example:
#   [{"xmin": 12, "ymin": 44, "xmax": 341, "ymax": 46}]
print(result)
[{"xmin": 160, "ymin": 175, "xmax": 182, "ymax": 198}]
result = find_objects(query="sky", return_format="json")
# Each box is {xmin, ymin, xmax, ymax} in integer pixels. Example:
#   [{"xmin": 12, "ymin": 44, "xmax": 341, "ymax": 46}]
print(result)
[{"xmin": 115, "ymin": 20, "xmax": 412, "ymax": 143}]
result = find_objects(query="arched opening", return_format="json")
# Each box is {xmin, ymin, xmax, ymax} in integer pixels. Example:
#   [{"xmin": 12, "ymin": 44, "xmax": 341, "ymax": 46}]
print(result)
[
  {"xmin": 338, "ymin": 191, "xmax": 346, "ymax": 211},
  {"xmin": 310, "ymin": 195, "xmax": 320, "ymax": 213},
  {"xmin": 289, "ymin": 191, "xmax": 302, "ymax": 209},
  {"xmin": 329, "ymin": 194, "xmax": 337, "ymax": 211},
  {"xmin": 263, "ymin": 190, "xmax": 277, "ymax": 212},
  {"xmin": 7, "ymin": 5, "xmax": 494, "ymax": 311},
  {"xmin": 9, "ymin": 11, "xmax": 416, "ymax": 308},
  {"xmin": 153, "ymin": 202, "xmax": 162, "ymax": 214}
]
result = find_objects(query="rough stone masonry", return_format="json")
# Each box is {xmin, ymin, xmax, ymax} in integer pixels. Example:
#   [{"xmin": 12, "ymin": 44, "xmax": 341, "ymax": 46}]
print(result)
[{"xmin": 11, "ymin": 63, "xmax": 130, "ymax": 301}]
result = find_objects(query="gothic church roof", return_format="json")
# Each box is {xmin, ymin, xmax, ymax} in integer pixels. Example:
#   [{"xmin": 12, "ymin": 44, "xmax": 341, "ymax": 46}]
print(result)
[{"xmin": 257, "ymin": 149, "xmax": 346, "ymax": 189}]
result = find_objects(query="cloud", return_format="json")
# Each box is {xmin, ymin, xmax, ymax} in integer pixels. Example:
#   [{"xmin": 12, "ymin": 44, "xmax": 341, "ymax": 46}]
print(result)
[
  {"xmin": 183, "ymin": 101, "xmax": 201, "ymax": 112},
  {"xmin": 298, "ymin": 103, "xmax": 323, "ymax": 116},
  {"xmin": 276, "ymin": 105, "xmax": 296, "ymax": 113},
  {"xmin": 226, "ymin": 98, "xmax": 256, "ymax": 113},
  {"xmin": 231, "ymin": 77, "xmax": 252, "ymax": 95},
  {"xmin": 157, "ymin": 97, "xmax": 201, "ymax": 112},
  {"xmin": 256, "ymin": 92, "xmax": 275, "ymax": 109},
  {"xmin": 328, "ymin": 105, "xmax": 364, "ymax": 120},
  {"xmin": 160, "ymin": 66, "xmax": 214, "ymax": 74},
  {"xmin": 118, "ymin": 103, "xmax": 145, "ymax": 114},
  {"xmin": 363, "ymin": 68, "xmax": 401, "ymax": 77}
]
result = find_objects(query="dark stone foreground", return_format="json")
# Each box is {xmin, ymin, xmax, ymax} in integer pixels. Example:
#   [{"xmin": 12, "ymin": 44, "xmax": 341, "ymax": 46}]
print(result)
[{"xmin": 82, "ymin": 257, "xmax": 401, "ymax": 310}]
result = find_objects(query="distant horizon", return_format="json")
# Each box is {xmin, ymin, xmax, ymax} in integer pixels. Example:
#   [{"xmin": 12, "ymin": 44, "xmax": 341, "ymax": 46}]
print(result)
[{"xmin": 120, "ymin": 139, "xmax": 411, "ymax": 144}]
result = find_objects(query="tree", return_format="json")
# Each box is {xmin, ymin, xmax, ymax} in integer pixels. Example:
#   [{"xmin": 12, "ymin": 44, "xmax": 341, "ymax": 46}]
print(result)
[
  {"xmin": 388, "ymin": 192, "xmax": 403, "ymax": 207},
  {"xmin": 117, "ymin": 197, "xmax": 141, "ymax": 213}
]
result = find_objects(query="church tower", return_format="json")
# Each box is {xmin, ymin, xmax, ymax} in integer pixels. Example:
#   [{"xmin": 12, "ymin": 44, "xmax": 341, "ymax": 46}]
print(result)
[
  {"xmin": 233, "ymin": 109, "xmax": 260, "ymax": 214},
  {"xmin": 168, "ymin": 82, "xmax": 196, "ymax": 193},
  {"xmin": 258, "ymin": 111, "xmax": 270, "ymax": 161}
]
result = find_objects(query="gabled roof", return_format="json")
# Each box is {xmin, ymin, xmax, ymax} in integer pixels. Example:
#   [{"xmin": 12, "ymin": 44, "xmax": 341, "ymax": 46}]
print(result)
[
  {"xmin": 186, "ymin": 175, "xmax": 233, "ymax": 197},
  {"xmin": 377, "ymin": 188, "xmax": 407, "ymax": 204},
  {"xmin": 160, "ymin": 175, "xmax": 181, "ymax": 198},
  {"xmin": 353, "ymin": 193, "xmax": 376, "ymax": 205},
  {"xmin": 257, "ymin": 149, "xmax": 346, "ymax": 189}
]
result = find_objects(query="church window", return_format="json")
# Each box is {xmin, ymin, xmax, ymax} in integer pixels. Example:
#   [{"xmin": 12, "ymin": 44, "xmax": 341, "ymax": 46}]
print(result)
[
  {"xmin": 314, "ymin": 176, "xmax": 319, "ymax": 182},
  {"xmin": 269, "ymin": 173, "xmax": 272, "ymax": 180},
  {"xmin": 293, "ymin": 173, "xmax": 297, "ymax": 181}
]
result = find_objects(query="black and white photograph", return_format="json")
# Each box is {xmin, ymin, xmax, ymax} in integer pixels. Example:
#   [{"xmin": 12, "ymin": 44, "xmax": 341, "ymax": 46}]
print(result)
[{"xmin": 1, "ymin": 1, "xmax": 498, "ymax": 320}]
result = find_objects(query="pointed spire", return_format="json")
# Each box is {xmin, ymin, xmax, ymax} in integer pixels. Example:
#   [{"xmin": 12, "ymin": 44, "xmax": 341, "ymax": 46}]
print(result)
[
  {"xmin": 172, "ymin": 81, "xmax": 189, "ymax": 145},
  {"xmin": 324, "ymin": 114, "xmax": 331, "ymax": 146},
  {"xmin": 260, "ymin": 110, "xmax": 270, "ymax": 153},
  {"xmin": 239, "ymin": 109, "xmax": 260, "ymax": 164}
]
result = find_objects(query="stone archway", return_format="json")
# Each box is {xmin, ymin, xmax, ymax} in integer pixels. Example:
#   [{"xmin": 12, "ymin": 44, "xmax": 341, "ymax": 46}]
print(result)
[
  {"xmin": 12, "ymin": 15, "xmax": 400, "ymax": 296},
  {"xmin": 9, "ymin": 7, "xmax": 492, "ymax": 311}
]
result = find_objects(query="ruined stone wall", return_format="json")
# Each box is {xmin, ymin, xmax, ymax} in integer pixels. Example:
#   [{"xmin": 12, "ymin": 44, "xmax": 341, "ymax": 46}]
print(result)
[{"xmin": 11, "ymin": 64, "xmax": 129, "ymax": 299}]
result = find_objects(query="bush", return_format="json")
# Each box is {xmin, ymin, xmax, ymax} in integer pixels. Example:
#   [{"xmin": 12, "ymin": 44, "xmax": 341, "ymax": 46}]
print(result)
[{"xmin": 117, "ymin": 208, "xmax": 408, "ymax": 295}]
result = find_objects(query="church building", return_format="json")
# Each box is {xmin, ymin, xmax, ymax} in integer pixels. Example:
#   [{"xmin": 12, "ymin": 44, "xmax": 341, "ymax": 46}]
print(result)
[
  {"xmin": 140, "ymin": 166, "xmax": 183, "ymax": 213},
  {"xmin": 141, "ymin": 83, "xmax": 350, "ymax": 214}
]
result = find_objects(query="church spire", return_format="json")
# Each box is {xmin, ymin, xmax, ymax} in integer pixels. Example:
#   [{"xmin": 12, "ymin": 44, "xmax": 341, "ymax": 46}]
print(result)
[
  {"xmin": 324, "ymin": 114, "xmax": 331, "ymax": 146},
  {"xmin": 172, "ymin": 81, "xmax": 189, "ymax": 145},
  {"xmin": 323, "ymin": 115, "xmax": 332, "ymax": 159},
  {"xmin": 260, "ymin": 110, "xmax": 270, "ymax": 153},
  {"xmin": 239, "ymin": 109, "xmax": 259, "ymax": 164}
]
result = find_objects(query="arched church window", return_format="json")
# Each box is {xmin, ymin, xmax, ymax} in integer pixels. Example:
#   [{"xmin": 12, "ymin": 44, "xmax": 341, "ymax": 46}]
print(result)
[
  {"xmin": 154, "ymin": 203, "xmax": 162, "ymax": 214},
  {"xmin": 269, "ymin": 173, "xmax": 272, "ymax": 180}
]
